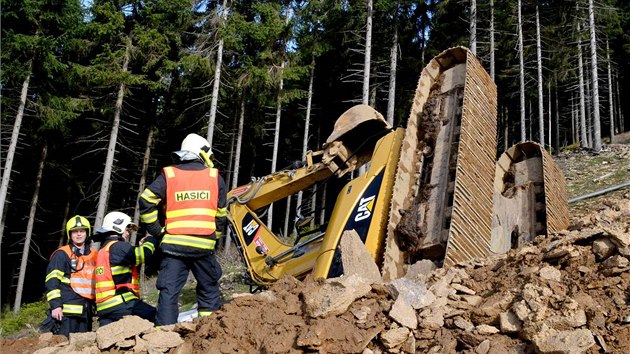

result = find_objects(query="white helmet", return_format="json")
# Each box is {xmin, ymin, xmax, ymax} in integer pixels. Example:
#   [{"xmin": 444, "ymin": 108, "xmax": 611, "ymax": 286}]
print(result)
[
  {"xmin": 96, "ymin": 211, "xmax": 138, "ymax": 235},
  {"xmin": 173, "ymin": 133, "xmax": 213, "ymax": 161}
]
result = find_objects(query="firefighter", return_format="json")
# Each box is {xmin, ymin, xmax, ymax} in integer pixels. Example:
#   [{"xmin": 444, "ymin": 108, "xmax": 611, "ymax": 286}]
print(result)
[
  {"xmin": 139, "ymin": 133, "xmax": 227, "ymax": 326},
  {"xmin": 94, "ymin": 211, "xmax": 157, "ymax": 326},
  {"xmin": 44, "ymin": 215, "xmax": 96, "ymax": 337}
]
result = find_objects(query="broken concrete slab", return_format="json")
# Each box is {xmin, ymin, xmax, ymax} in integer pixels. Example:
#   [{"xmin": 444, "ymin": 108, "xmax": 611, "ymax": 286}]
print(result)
[
  {"xmin": 389, "ymin": 277, "xmax": 436, "ymax": 310},
  {"xmin": 539, "ymin": 266, "xmax": 562, "ymax": 282},
  {"xmin": 339, "ymin": 230, "xmax": 382, "ymax": 284},
  {"xmin": 389, "ymin": 299, "xmax": 417, "ymax": 329},
  {"xmin": 380, "ymin": 327, "xmax": 410, "ymax": 349},
  {"xmin": 532, "ymin": 327, "xmax": 595, "ymax": 354},
  {"xmin": 499, "ymin": 311, "xmax": 522, "ymax": 333},
  {"xmin": 142, "ymin": 330, "xmax": 184, "ymax": 351},
  {"xmin": 404, "ymin": 259, "xmax": 437, "ymax": 280},
  {"xmin": 303, "ymin": 274, "xmax": 372, "ymax": 318},
  {"xmin": 592, "ymin": 238, "xmax": 616, "ymax": 260},
  {"xmin": 69, "ymin": 331, "xmax": 97, "ymax": 345},
  {"xmin": 95, "ymin": 316, "xmax": 154, "ymax": 349}
]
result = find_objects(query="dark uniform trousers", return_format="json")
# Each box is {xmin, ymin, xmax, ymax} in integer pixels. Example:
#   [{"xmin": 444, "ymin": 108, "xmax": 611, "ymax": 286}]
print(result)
[
  {"xmin": 57, "ymin": 302, "xmax": 92, "ymax": 337},
  {"xmin": 98, "ymin": 298, "xmax": 156, "ymax": 326},
  {"xmin": 156, "ymin": 252, "xmax": 222, "ymax": 326}
]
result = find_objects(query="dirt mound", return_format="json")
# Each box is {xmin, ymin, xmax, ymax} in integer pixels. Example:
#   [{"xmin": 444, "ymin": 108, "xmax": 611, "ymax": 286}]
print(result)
[{"xmin": 185, "ymin": 276, "xmax": 390, "ymax": 353}]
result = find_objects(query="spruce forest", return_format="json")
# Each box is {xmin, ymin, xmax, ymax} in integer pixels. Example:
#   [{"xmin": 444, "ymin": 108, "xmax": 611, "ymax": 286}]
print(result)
[{"xmin": 1, "ymin": 0, "xmax": 628, "ymax": 309}]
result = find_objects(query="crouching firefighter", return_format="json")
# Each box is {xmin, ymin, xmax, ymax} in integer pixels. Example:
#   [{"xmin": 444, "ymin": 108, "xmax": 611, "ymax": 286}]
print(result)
[
  {"xmin": 139, "ymin": 133, "xmax": 227, "ymax": 326},
  {"xmin": 94, "ymin": 211, "xmax": 157, "ymax": 326},
  {"xmin": 44, "ymin": 215, "xmax": 96, "ymax": 337}
]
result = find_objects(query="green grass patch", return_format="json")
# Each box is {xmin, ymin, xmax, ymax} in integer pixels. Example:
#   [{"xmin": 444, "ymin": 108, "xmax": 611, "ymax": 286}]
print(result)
[{"xmin": 0, "ymin": 301, "xmax": 48, "ymax": 337}]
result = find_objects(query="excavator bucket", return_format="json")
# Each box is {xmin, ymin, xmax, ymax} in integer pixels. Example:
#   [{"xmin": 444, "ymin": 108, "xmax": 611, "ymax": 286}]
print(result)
[{"xmin": 326, "ymin": 104, "xmax": 392, "ymax": 144}]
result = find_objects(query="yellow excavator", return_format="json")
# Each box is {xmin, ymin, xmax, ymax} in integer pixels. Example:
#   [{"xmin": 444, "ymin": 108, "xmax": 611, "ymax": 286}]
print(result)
[{"xmin": 226, "ymin": 47, "xmax": 568, "ymax": 287}]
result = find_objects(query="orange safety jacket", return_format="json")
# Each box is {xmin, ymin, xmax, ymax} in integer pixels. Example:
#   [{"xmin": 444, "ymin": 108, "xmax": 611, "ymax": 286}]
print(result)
[
  {"xmin": 94, "ymin": 241, "xmax": 140, "ymax": 312},
  {"xmin": 56, "ymin": 245, "xmax": 96, "ymax": 300},
  {"xmin": 162, "ymin": 166, "xmax": 219, "ymax": 250}
]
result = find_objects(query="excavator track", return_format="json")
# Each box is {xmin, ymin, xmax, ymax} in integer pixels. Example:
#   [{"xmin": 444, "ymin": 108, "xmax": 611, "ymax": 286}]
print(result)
[
  {"xmin": 491, "ymin": 142, "xmax": 569, "ymax": 253},
  {"xmin": 382, "ymin": 47, "xmax": 498, "ymax": 279}
]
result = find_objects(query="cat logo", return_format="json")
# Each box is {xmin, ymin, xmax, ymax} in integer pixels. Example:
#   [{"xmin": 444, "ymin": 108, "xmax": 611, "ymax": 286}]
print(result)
[
  {"xmin": 95, "ymin": 266, "xmax": 104, "ymax": 275},
  {"xmin": 354, "ymin": 195, "xmax": 376, "ymax": 222},
  {"xmin": 244, "ymin": 219, "xmax": 260, "ymax": 236}
]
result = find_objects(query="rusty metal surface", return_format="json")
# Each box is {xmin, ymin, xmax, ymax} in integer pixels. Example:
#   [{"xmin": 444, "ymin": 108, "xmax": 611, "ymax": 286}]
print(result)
[{"xmin": 443, "ymin": 50, "xmax": 498, "ymax": 267}]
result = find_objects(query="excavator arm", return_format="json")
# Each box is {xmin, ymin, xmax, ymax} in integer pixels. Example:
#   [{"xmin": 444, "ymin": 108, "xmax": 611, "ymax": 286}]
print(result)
[{"xmin": 227, "ymin": 105, "xmax": 399, "ymax": 285}]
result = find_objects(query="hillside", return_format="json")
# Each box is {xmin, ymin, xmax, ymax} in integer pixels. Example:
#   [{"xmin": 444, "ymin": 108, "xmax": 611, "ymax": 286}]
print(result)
[{"xmin": 1, "ymin": 144, "xmax": 628, "ymax": 354}]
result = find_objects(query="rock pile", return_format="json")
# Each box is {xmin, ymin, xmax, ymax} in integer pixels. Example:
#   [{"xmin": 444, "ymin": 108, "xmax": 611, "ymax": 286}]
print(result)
[
  {"xmin": 28, "ymin": 316, "xmax": 188, "ymax": 354},
  {"xmin": 180, "ymin": 195, "xmax": 629, "ymax": 354}
]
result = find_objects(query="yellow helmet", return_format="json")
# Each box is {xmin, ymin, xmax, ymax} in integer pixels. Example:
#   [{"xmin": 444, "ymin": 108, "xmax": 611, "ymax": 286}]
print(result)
[{"xmin": 65, "ymin": 215, "xmax": 91, "ymax": 240}]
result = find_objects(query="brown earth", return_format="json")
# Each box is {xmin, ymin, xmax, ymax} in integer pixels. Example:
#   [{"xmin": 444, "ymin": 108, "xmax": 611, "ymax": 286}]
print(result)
[{"xmin": 1, "ymin": 145, "xmax": 628, "ymax": 354}]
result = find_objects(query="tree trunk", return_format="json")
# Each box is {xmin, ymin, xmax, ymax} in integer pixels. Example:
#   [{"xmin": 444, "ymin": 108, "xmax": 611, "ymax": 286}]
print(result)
[
  {"xmin": 232, "ymin": 94, "xmax": 246, "ymax": 187},
  {"xmin": 548, "ymin": 83, "xmax": 552, "ymax": 150},
  {"xmin": 529, "ymin": 101, "xmax": 534, "ymax": 141},
  {"xmin": 517, "ymin": 0, "xmax": 526, "ymax": 141},
  {"xmin": 309, "ymin": 185, "xmax": 318, "ymax": 229},
  {"xmin": 267, "ymin": 12, "xmax": 290, "ymax": 230},
  {"xmin": 469, "ymin": 0, "xmax": 477, "ymax": 55},
  {"xmin": 588, "ymin": 0, "xmax": 602, "ymax": 152},
  {"xmin": 132, "ymin": 127, "xmax": 154, "ymax": 244},
  {"xmin": 571, "ymin": 92, "xmax": 576, "ymax": 145},
  {"xmin": 267, "ymin": 75, "xmax": 284, "ymax": 230},
  {"xmin": 577, "ymin": 22, "xmax": 588, "ymax": 148},
  {"xmin": 206, "ymin": 0, "xmax": 228, "ymax": 146},
  {"xmin": 95, "ymin": 39, "xmax": 131, "ymax": 228},
  {"xmin": 59, "ymin": 195, "xmax": 70, "ymax": 247},
  {"xmin": 13, "ymin": 144, "xmax": 47, "ymax": 313},
  {"xmin": 224, "ymin": 93, "xmax": 246, "ymax": 254},
  {"xmin": 536, "ymin": 6, "xmax": 544, "ymax": 146},
  {"xmin": 554, "ymin": 77, "xmax": 560, "ymax": 153},
  {"xmin": 606, "ymin": 39, "xmax": 614, "ymax": 141},
  {"xmin": 490, "ymin": 0, "xmax": 495, "ymax": 80},
  {"xmin": 504, "ymin": 106, "xmax": 509, "ymax": 151},
  {"xmin": 0, "ymin": 65, "xmax": 31, "ymax": 244},
  {"xmin": 585, "ymin": 58, "xmax": 593, "ymax": 148},
  {"xmin": 362, "ymin": 0, "xmax": 373, "ymax": 105},
  {"xmin": 297, "ymin": 60, "xmax": 315, "ymax": 213},
  {"xmin": 387, "ymin": 10, "xmax": 398, "ymax": 126},
  {"xmin": 283, "ymin": 195, "xmax": 291, "ymax": 238},
  {"xmin": 310, "ymin": 123, "xmax": 322, "ymax": 230},
  {"xmin": 615, "ymin": 72, "xmax": 624, "ymax": 133},
  {"xmin": 319, "ymin": 185, "xmax": 327, "ymax": 226}
]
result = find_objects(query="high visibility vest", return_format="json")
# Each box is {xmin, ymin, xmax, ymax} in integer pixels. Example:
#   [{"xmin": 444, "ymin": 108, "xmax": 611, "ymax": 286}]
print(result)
[
  {"xmin": 94, "ymin": 241, "xmax": 139, "ymax": 311},
  {"xmin": 163, "ymin": 166, "xmax": 219, "ymax": 243},
  {"xmin": 56, "ymin": 245, "xmax": 96, "ymax": 300}
]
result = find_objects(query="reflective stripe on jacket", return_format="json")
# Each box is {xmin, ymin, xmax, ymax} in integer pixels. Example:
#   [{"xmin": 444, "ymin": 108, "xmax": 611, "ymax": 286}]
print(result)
[
  {"xmin": 56, "ymin": 245, "xmax": 96, "ymax": 300},
  {"xmin": 163, "ymin": 166, "xmax": 219, "ymax": 250},
  {"xmin": 94, "ymin": 241, "xmax": 139, "ymax": 312}
]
